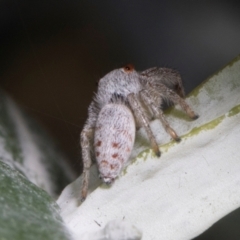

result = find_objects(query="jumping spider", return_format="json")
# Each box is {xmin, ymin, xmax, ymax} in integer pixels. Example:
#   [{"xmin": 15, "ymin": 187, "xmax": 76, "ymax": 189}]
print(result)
[{"xmin": 80, "ymin": 64, "xmax": 198, "ymax": 201}]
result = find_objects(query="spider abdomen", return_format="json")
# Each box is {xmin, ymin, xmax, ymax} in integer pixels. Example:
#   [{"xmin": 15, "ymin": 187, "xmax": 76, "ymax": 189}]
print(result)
[{"xmin": 94, "ymin": 103, "xmax": 135, "ymax": 184}]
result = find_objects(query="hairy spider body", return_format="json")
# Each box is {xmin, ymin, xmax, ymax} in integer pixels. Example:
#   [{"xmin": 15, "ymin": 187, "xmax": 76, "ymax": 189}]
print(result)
[
  {"xmin": 94, "ymin": 103, "xmax": 135, "ymax": 184},
  {"xmin": 80, "ymin": 64, "xmax": 198, "ymax": 201}
]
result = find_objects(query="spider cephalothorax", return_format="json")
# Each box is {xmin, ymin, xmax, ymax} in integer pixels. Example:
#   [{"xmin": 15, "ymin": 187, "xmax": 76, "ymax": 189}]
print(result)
[{"xmin": 80, "ymin": 65, "xmax": 198, "ymax": 201}]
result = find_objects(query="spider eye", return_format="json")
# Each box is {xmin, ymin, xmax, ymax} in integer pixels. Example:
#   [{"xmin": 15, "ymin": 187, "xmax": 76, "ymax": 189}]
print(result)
[{"xmin": 123, "ymin": 64, "xmax": 134, "ymax": 73}]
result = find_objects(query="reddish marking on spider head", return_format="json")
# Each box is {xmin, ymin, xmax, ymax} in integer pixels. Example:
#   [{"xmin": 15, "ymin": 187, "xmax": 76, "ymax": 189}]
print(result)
[
  {"xmin": 112, "ymin": 153, "xmax": 118, "ymax": 158},
  {"xmin": 123, "ymin": 64, "xmax": 134, "ymax": 73},
  {"xmin": 112, "ymin": 142, "xmax": 119, "ymax": 148},
  {"xmin": 96, "ymin": 140, "xmax": 102, "ymax": 147}
]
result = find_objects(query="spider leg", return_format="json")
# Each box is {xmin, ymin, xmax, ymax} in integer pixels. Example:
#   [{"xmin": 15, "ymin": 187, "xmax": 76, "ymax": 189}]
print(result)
[
  {"xmin": 80, "ymin": 101, "xmax": 98, "ymax": 202},
  {"xmin": 80, "ymin": 126, "xmax": 94, "ymax": 202},
  {"xmin": 141, "ymin": 67, "xmax": 185, "ymax": 98},
  {"xmin": 156, "ymin": 83, "xmax": 198, "ymax": 119},
  {"xmin": 127, "ymin": 93, "xmax": 161, "ymax": 157},
  {"xmin": 140, "ymin": 89, "xmax": 181, "ymax": 141}
]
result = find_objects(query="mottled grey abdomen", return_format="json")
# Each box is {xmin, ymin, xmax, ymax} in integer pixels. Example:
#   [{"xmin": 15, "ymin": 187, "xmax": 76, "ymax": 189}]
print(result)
[{"xmin": 94, "ymin": 103, "xmax": 135, "ymax": 184}]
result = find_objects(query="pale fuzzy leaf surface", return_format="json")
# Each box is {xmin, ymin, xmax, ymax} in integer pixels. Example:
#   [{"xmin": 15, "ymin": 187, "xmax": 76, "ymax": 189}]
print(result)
[{"xmin": 57, "ymin": 55, "xmax": 240, "ymax": 240}]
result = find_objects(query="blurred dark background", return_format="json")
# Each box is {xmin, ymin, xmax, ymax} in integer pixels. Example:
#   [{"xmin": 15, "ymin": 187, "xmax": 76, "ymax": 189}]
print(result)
[
  {"xmin": 0, "ymin": 1, "xmax": 240, "ymax": 239},
  {"xmin": 1, "ymin": 0, "xmax": 240, "ymax": 170}
]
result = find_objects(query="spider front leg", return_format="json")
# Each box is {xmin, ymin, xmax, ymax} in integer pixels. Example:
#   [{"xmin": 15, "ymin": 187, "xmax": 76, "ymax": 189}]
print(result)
[
  {"xmin": 140, "ymin": 89, "xmax": 181, "ymax": 142},
  {"xmin": 158, "ymin": 84, "xmax": 199, "ymax": 119},
  {"xmin": 127, "ymin": 93, "xmax": 161, "ymax": 157},
  {"xmin": 80, "ymin": 125, "xmax": 94, "ymax": 202}
]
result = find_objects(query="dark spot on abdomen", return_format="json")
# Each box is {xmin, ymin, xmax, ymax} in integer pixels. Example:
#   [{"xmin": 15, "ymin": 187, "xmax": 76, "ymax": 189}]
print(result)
[{"xmin": 112, "ymin": 153, "xmax": 119, "ymax": 158}]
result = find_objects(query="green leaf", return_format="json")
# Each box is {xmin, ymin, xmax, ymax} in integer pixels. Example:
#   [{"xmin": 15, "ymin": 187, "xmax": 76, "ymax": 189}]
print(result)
[
  {"xmin": 0, "ymin": 91, "xmax": 74, "ymax": 196},
  {"xmin": 0, "ymin": 91, "xmax": 74, "ymax": 239},
  {"xmin": 0, "ymin": 160, "xmax": 71, "ymax": 240}
]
